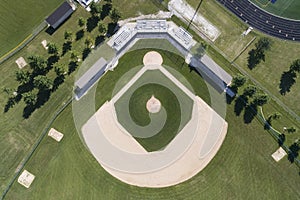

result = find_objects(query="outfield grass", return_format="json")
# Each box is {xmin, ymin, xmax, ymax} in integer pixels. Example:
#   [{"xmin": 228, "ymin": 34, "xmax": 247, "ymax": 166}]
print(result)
[
  {"xmin": 250, "ymin": 0, "xmax": 300, "ymax": 20},
  {"xmin": 4, "ymin": 48, "xmax": 300, "ymax": 199},
  {"xmin": 0, "ymin": 0, "xmax": 64, "ymax": 58}
]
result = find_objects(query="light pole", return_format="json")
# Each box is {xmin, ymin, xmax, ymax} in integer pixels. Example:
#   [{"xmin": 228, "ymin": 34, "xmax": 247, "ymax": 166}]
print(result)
[{"xmin": 187, "ymin": 0, "xmax": 203, "ymax": 31}]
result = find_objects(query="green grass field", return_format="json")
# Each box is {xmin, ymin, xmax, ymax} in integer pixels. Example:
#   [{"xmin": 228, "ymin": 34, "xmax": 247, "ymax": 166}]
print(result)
[
  {"xmin": 250, "ymin": 0, "xmax": 300, "ymax": 20},
  {"xmin": 186, "ymin": 0, "xmax": 300, "ymax": 141},
  {"xmin": 0, "ymin": 0, "xmax": 64, "ymax": 58},
  {"xmin": 1, "ymin": 0, "xmax": 300, "ymax": 199},
  {"xmin": 0, "ymin": 2, "xmax": 164, "ymax": 195},
  {"xmin": 4, "ymin": 48, "xmax": 300, "ymax": 199}
]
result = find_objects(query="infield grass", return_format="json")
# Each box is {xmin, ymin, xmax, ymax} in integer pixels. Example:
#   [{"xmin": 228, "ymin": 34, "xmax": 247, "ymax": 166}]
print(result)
[{"xmin": 115, "ymin": 69, "xmax": 193, "ymax": 151}]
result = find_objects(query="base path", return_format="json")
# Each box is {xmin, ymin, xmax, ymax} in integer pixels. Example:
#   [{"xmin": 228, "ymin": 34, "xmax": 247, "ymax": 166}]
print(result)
[{"xmin": 81, "ymin": 51, "xmax": 228, "ymax": 187}]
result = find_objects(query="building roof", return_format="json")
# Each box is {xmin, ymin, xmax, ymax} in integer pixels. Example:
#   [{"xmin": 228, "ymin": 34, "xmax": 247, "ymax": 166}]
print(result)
[
  {"xmin": 46, "ymin": 2, "xmax": 73, "ymax": 28},
  {"xmin": 75, "ymin": 57, "xmax": 107, "ymax": 90}
]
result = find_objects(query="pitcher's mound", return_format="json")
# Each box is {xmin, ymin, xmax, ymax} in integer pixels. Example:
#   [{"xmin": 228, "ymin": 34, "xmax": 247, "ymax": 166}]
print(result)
[
  {"xmin": 146, "ymin": 95, "xmax": 161, "ymax": 113},
  {"xmin": 143, "ymin": 51, "xmax": 163, "ymax": 66}
]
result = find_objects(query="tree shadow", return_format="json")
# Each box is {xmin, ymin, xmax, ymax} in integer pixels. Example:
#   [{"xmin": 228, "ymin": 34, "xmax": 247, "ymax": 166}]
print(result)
[
  {"xmin": 95, "ymin": 35, "xmax": 105, "ymax": 46},
  {"xmin": 278, "ymin": 133, "xmax": 286, "ymax": 146},
  {"xmin": 52, "ymin": 76, "xmax": 65, "ymax": 92},
  {"xmin": 68, "ymin": 61, "xmax": 78, "ymax": 75},
  {"xmin": 107, "ymin": 22, "xmax": 119, "ymax": 37},
  {"xmin": 234, "ymin": 95, "xmax": 247, "ymax": 116},
  {"xmin": 62, "ymin": 41, "xmax": 72, "ymax": 56},
  {"xmin": 279, "ymin": 70, "xmax": 297, "ymax": 95},
  {"xmin": 101, "ymin": 3, "xmax": 112, "ymax": 20},
  {"xmin": 247, "ymin": 49, "xmax": 259, "ymax": 70},
  {"xmin": 247, "ymin": 48, "xmax": 266, "ymax": 70},
  {"xmin": 243, "ymin": 103, "xmax": 257, "ymax": 124},
  {"xmin": 288, "ymin": 142, "xmax": 299, "ymax": 163},
  {"xmin": 76, "ymin": 29, "xmax": 85, "ymax": 41},
  {"xmin": 82, "ymin": 48, "xmax": 91, "ymax": 61},
  {"xmin": 47, "ymin": 55, "xmax": 59, "ymax": 70},
  {"xmin": 17, "ymin": 83, "xmax": 34, "ymax": 95},
  {"xmin": 4, "ymin": 97, "xmax": 17, "ymax": 112},
  {"xmin": 23, "ymin": 90, "xmax": 51, "ymax": 118},
  {"xmin": 87, "ymin": 16, "xmax": 99, "ymax": 32}
]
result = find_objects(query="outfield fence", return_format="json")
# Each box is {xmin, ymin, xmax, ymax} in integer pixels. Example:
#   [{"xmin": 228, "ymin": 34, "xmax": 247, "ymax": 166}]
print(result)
[
  {"xmin": 0, "ymin": 21, "xmax": 48, "ymax": 65},
  {"xmin": 0, "ymin": 96, "xmax": 74, "ymax": 200}
]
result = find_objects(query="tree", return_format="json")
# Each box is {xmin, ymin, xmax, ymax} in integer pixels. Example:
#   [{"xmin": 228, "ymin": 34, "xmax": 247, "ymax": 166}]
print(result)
[
  {"xmin": 253, "ymin": 93, "xmax": 269, "ymax": 106},
  {"xmin": 267, "ymin": 112, "xmax": 281, "ymax": 124},
  {"xmin": 90, "ymin": 2, "xmax": 102, "ymax": 16},
  {"xmin": 22, "ymin": 91, "xmax": 37, "ymax": 105},
  {"xmin": 15, "ymin": 70, "xmax": 31, "ymax": 85},
  {"xmin": 110, "ymin": 8, "xmax": 121, "ymax": 23},
  {"xmin": 255, "ymin": 37, "xmax": 271, "ymax": 52},
  {"xmin": 104, "ymin": 0, "xmax": 112, "ymax": 3},
  {"xmin": 85, "ymin": 37, "xmax": 93, "ymax": 48},
  {"xmin": 243, "ymin": 85, "xmax": 257, "ymax": 97},
  {"xmin": 290, "ymin": 59, "xmax": 300, "ymax": 73},
  {"xmin": 70, "ymin": 51, "xmax": 79, "ymax": 62},
  {"xmin": 98, "ymin": 22, "xmax": 107, "ymax": 35},
  {"xmin": 287, "ymin": 127, "xmax": 297, "ymax": 134},
  {"xmin": 54, "ymin": 64, "xmax": 65, "ymax": 77},
  {"xmin": 78, "ymin": 17, "xmax": 86, "ymax": 28},
  {"xmin": 27, "ymin": 55, "xmax": 47, "ymax": 74},
  {"xmin": 231, "ymin": 74, "xmax": 246, "ymax": 88},
  {"xmin": 47, "ymin": 42, "xmax": 59, "ymax": 55},
  {"xmin": 33, "ymin": 75, "xmax": 53, "ymax": 90},
  {"xmin": 64, "ymin": 30, "xmax": 73, "ymax": 41}
]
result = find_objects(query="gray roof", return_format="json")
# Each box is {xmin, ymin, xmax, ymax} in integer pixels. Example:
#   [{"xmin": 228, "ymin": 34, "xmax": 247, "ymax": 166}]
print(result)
[
  {"xmin": 46, "ymin": 2, "xmax": 73, "ymax": 28},
  {"xmin": 75, "ymin": 57, "xmax": 107, "ymax": 89},
  {"xmin": 200, "ymin": 55, "xmax": 232, "ymax": 85}
]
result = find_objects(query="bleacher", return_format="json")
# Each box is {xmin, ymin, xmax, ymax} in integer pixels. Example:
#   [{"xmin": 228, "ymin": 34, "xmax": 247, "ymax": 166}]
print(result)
[
  {"xmin": 136, "ymin": 20, "xmax": 167, "ymax": 32},
  {"xmin": 174, "ymin": 27, "xmax": 192, "ymax": 45},
  {"xmin": 110, "ymin": 26, "xmax": 135, "ymax": 51},
  {"xmin": 107, "ymin": 20, "xmax": 196, "ymax": 53},
  {"xmin": 168, "ymin": 26, "xmax": 195, "ymax": 50}
]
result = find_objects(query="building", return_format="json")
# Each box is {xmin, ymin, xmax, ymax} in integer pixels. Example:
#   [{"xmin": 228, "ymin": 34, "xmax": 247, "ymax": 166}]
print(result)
[
  {"xmin": 75, "ymin": 57, "xmax": 108, "ymax": 99},
  {"xmin": 77, "ymin": 0, "xmax": 95, "ymax": 7},
  {"xmin": 45, "ymin": 2, "xmax": 75, "ymax": 29}
]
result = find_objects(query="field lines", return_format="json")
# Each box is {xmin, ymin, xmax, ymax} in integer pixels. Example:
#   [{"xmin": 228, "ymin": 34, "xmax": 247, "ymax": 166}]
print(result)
[{"xmin": 0, "ymin": 34, "xmax": 32, "ymax": 62}]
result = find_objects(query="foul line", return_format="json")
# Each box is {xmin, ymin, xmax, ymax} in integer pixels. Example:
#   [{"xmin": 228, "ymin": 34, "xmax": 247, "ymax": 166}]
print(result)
[{"xmin": 0, "ymin": 34, "xmax": 33, "ymax": 62}]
